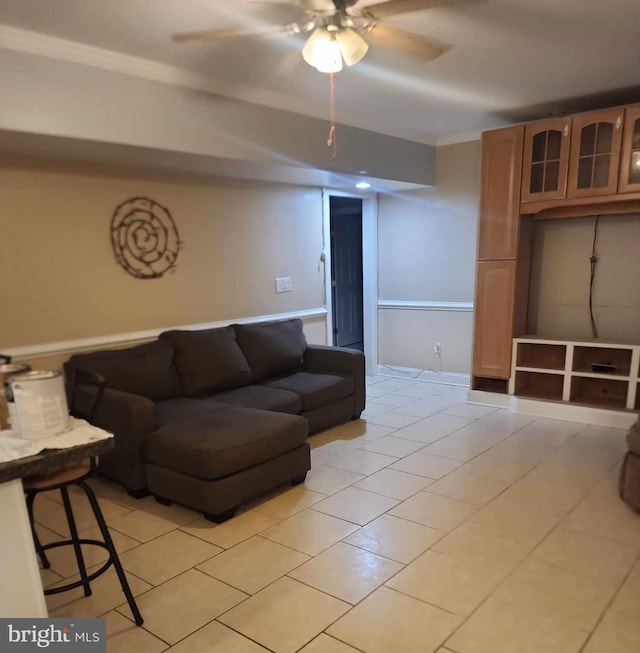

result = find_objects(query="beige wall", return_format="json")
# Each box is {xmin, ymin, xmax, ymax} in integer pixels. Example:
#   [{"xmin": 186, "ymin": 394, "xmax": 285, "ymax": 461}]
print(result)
[
  {"xmin": 377, "ymin": 140, "xmax": 481, "ymax": 374},
  {"xmin": 528, "ymin": 214, "xmax": 640, "ymax": 342},
  {"xmin": 0, "ymin": 166, "xmax": 326, "ymax": 360}
]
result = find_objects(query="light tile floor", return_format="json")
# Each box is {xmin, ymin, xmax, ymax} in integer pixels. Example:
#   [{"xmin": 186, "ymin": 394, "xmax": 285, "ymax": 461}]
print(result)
[{"xmin": 35, "ymin": 377, "xmax": 640, "ymax": 652}]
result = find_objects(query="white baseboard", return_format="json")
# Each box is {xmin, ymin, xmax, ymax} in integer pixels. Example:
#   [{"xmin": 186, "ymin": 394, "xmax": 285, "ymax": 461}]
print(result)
[
  {"xmin": 377, "ymin": 364, "xmax": 470, "ymax": 387},
  {"xmin": 467, "ymin": 390, "xmax": 637, "ymax": 429}
]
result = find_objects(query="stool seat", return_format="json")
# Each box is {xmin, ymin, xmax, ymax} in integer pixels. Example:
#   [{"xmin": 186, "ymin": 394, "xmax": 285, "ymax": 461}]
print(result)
[
  {"xmin": 24, "ymin": 459, "xmax": 91, "ymax": 490},
  {"xmin": 26, "ymin": 458, "xmax": 143, "ymax": 626}
]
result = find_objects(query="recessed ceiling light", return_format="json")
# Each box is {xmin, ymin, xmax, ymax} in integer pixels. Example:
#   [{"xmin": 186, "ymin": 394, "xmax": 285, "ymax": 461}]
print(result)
[{"xmin": 355, "ymin": 182, "xmax": 371, "ymax": 189}]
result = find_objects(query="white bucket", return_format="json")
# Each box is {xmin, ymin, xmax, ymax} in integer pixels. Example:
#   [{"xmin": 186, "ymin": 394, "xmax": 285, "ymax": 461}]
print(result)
[
  {"xmin": 0, "ymin": 362, "xmax": 31, "ymax": 429},
  {"xmin": 7, "ymin": 371, "xmax": 70, "ymax": 441}
]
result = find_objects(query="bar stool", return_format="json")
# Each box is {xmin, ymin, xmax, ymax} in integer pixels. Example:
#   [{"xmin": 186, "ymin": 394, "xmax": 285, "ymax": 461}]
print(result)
[{"xmin": 25, "ymin": 457, "xmax": 143, "ymax": 625}]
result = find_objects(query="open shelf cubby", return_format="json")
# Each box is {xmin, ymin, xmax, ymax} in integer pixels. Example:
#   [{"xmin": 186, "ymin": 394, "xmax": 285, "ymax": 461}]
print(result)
[
  {"xmin": 516, "ymin": 343, "xmax": 566, "ymax": 370},
  {"xmin": 514, "ymin": 370, "xmax": 564, "ymax": 401},
  {"xmin": 511, "ymin": 337, "xmax": 640, "ymax": 411},
  {"xmin": 572, "ymin": 346, "xmax": 632, "ymax": 376}
]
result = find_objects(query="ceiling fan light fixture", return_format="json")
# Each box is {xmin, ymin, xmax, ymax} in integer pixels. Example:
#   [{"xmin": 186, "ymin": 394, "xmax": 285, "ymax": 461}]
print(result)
[
  {"xmin": 335, "ymin": 27, "xmax": 369, "ymax": 66},
  {"xmin": 302, "ymin": 27, "xmax": 343, "ymax": 73}
]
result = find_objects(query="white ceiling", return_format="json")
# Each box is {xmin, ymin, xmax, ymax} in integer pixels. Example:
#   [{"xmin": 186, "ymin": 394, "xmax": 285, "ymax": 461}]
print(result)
[{"xmin": 0, "ymin": 0, "xmax": 639, "ymax": 145}]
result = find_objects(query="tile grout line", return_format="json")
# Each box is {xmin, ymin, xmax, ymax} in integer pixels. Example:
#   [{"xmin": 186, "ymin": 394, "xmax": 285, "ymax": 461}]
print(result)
[
  {"xmin": 37, "ymin": 388, "xmax": 631, "ymax": 652},
  {"xmin": 576, "ymin": 547, "xmax": 640, "ymax": 653}
]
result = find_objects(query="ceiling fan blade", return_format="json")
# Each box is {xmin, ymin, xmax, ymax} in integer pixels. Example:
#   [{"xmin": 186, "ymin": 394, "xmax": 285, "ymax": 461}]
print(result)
[
  {"xmin": 365, "ymin": 24, "xmax": 448, "ymax": 60},
  {"xmin": 365, "ymin": 0, "xmax": 480, "ymax": 19},
  {"xmin": 172, "ymin": 25, "xmax": 292, "ymax": 42}
]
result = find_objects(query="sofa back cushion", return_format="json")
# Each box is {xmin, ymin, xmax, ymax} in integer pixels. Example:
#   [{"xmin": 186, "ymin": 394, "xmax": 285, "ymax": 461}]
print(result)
[
  {"xmin": 67, "ymin": 341, "xmax": 180, "ymax": 401},
  {"xmin": 160, "ymin": 326, "xmax": 251, "ymax": 396},
  {"xmin": 234, "ymin": 319, "xmax": 306, "ymax": 382}
]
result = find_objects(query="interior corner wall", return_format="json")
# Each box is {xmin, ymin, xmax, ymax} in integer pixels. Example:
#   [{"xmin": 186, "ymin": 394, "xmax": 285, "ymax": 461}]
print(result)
[
  {"xmin": 527, "ymin": 214, "xmax": 640, "ymax": 341},
  {"xmin": 0, "ymin": 166, "xmax": 326, "ymax": 356},
  {"xmin": 377, "ymin": 140, "xmax": 481, "ymax": 375}
]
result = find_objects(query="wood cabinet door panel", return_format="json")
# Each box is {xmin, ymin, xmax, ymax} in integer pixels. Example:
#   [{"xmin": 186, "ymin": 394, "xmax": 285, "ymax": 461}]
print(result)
[
  {"xmin": 473, "ymin": 260, "xmax": 516, "ymax": 378},
  {"xmin": 567, "ymin": 108, "xmax": 624, "ymax": 198},
  {"xmin": 619, "ymin": 105, "xmax": 640, "ymax": 194},
  {"xmin": 521, "ymin": 118, "xmax": 571, "ymax": 202},
  {"xmin": 477, "ymin": 127, "xmax": 524, "ymax": 259}
]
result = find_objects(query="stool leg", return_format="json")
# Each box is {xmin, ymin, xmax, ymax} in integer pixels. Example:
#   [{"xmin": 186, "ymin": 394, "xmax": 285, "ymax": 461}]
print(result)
[
  {"xmin": 26, "ymin": 492, "xmax": 51, "ymax": 570},
  {"xmin": 79, "ymin": 480, "xmax": 144, "ymax": 626},
  {"xmin": 60, "ymin": 486, "xmax": 92, "ymax": 597}
]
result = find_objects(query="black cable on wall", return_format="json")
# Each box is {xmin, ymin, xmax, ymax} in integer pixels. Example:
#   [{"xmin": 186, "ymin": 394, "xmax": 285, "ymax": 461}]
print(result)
[{"xmin": 589, "ymin": 215, "xmax": 600, "ymax": 338}]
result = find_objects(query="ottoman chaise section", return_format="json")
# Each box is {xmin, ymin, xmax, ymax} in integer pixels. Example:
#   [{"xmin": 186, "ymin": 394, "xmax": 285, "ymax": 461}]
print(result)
[{"xmin": 143, "ymin": 405, "xmax": 310, "ymax": 522}]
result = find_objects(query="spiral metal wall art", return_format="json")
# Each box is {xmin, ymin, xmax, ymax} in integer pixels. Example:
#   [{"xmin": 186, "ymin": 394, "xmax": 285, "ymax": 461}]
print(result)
[{"xmin": 110, "ymin": 197, "xmax": 181, "ymax": 279}]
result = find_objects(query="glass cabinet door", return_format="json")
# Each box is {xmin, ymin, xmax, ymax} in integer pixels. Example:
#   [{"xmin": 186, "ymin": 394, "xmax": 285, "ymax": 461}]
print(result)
[
  {"xmin": 619, "ymin": 105, "xmax": 640, "ymax": 193},
  {"xmin": 567, "ymin": 108, "xmax": 624, "ymax": 198},
  {"xmin": 521, "ymin": 118, "xmax": 571, "ymax": 202}
]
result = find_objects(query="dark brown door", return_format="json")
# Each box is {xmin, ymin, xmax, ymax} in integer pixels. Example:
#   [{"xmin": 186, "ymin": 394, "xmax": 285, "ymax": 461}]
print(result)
[{"xmin": 330, "ymin": 197, "xmax": 364, "ymax": 350}]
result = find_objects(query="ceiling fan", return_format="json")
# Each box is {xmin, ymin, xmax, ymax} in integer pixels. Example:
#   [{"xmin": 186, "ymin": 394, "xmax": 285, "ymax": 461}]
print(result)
[{"xmin": 172, "ymin": 0, "xmax": 476, "ymax": 73}]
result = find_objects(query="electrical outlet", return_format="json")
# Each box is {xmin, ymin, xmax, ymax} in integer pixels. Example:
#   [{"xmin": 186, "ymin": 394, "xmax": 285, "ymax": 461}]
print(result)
[{"xmin": 434, "ymin": 342, "xmax": 441, "ymax": 355}]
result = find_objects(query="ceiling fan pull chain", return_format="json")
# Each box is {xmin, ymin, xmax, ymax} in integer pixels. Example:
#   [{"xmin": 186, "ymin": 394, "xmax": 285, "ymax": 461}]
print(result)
[{"xmin": 327, "ymin": 71, "xmax": 337, "ymax": 158}]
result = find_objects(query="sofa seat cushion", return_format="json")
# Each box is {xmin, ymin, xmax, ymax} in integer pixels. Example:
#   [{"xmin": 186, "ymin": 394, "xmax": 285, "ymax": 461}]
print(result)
[
  {"xmin": 143, "ymin": 406, "xmax": 308, "ymax": 481},
  {"xmin": 68, "ymin": 341, "xmax": 180, "ymax": 401},
  {"xmin": 207, "ymin": 385, "xmax": 302, "ymax": 414},
  {"xmin": 234, "ymin": 319, "xmax": 306, "ymax": 382},
  {"xmin": 264, "ymin": 372, "xmax": 354, "ymax": 412},
  {"xmin": 160, "ymin": 327, "xmax": 251, "ymax": 397}
]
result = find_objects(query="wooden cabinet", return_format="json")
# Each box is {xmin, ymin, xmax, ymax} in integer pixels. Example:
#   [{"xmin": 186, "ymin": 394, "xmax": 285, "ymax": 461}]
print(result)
[
  {"xmin": 567, "ymin": 108, "xmax": 624, "ymax": 198},
  {"xmin": 477, "ymin": 126, "xmax": 524, "ymax": 260},
  {"xmin": 521, "ymin": 118, "xmax": 571, "ymax": 203},
  {"xmin": 472, "ymin": 260, "xmax": 517, "ymax": 379},
  {"xmin": 473, "ymin": 126, "xmax": 530, "ymax": 389},
  {"xmin": 619, "ymin": 105, "xmax": 640, "ymax": 193},
  {"xmin": 474, "ymin": 103, "xmax": 640, "ymax": 402}
]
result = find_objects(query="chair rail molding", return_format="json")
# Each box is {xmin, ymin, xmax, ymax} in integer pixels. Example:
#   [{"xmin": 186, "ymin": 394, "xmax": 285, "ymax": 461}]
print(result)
[
  {"xmin": 4, "ymin": 308, "xmax": 327, "ymax": 361},
  {"xmin": 378, "ymin": 300, "xmax": 474, "ymax": 312}
]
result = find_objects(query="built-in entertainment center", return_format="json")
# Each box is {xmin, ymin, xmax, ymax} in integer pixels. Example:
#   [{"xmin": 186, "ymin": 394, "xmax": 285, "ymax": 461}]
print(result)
[{"xmin": 472, "ymin": 103, "xmax": 640, "ymax": 413}]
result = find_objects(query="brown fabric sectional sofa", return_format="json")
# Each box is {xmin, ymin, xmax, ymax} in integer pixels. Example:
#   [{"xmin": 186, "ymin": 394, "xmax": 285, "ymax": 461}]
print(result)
[{"xmin": 65, "ymin": 319, "xmax": 365, "ymax": 522}]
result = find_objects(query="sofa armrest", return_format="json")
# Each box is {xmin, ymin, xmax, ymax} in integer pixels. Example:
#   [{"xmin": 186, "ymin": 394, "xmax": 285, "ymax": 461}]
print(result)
[
  {"xmin": 73, "ymin": 384, "xmax": 156, "ymax": 493},
  {"xmin": 303, "ymin": 345, "xmax": 365, "ymax": 416}
]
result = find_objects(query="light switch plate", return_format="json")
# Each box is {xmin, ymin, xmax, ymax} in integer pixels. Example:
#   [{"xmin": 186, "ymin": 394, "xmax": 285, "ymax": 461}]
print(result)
[{"xmin": 275, "ymin": 277, "xmax": 293, "ymax": 293}]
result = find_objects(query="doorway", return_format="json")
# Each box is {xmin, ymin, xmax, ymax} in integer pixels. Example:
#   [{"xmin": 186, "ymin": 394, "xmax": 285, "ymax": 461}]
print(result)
[
  {"xmin": 322, "ymin": 190, "xmax": 377, "ymax": 376},
  {"xmin": 330, "ymin": 196, "xmax": 364, "ymax": 351}
]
